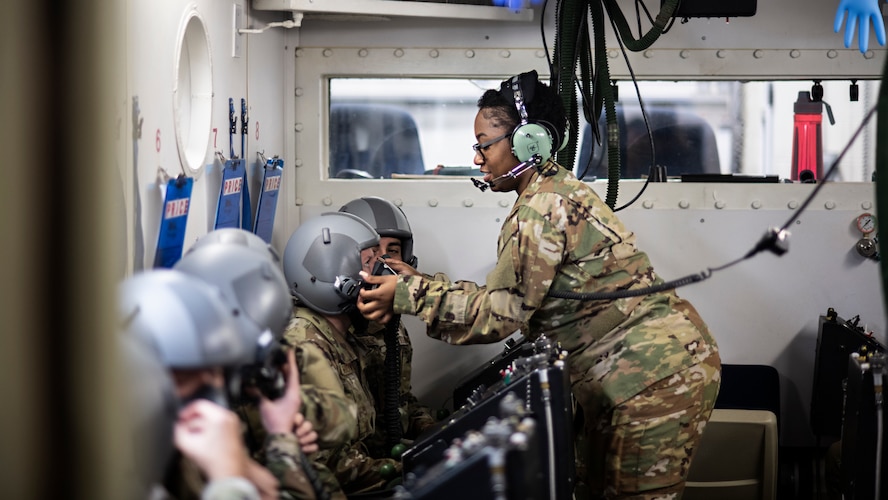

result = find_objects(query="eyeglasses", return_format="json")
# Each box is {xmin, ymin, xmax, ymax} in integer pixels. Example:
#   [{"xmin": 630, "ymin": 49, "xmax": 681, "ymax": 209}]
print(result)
[{"xmin": 472, "ymin": 132, "xmax": 512, "ymax": 161}]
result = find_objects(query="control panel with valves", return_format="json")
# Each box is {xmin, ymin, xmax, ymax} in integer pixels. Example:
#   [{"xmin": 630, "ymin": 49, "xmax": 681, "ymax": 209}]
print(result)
[{"xmin": 854, "ymin": 212, "xmax": 879, "ymax": 260}]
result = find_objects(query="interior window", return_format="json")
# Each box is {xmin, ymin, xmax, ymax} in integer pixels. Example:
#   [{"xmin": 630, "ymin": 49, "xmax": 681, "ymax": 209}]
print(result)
[{"xmin": 329, "ymin": 77, "xmax": 880, "ymax": 182}]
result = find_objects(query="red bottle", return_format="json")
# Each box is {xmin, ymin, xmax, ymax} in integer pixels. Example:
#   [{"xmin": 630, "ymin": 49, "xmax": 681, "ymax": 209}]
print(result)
[{"xmin": 791, "ymin": 91, "xmax": 823, "ymax": 182}]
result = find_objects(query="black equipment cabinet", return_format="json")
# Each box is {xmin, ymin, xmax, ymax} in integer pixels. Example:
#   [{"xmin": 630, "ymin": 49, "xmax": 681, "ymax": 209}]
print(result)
[
  {"xmin": 811, "ymin": 308, "xmax": 885, "ymax": 439},
  {"xmin": 839, "ymin": 352, "xmax": 887, "ymax": 500},
  {"xmin": 401, "ymin": 337, "xmax": 575, "ymax": 500}
]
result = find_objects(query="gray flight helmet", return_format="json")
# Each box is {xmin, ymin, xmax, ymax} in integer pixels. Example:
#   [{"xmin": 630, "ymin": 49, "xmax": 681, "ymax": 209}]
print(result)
[
  {"xmin": 119, "ymin": 333, "xmax": 179, "ymax": 494},
  {"xmin": 339, "ymin": 196, "xmax": 416, "ymax": 266},
  {"xmin": 186, "ymin": 228, "xmax": 282, "ymax": 265},
  {"xmin": 174, "ymin": 242, "xmax": 291, "ymax": 348},
  {"xmin": 117, "ymin": 269, "xmax": 251, "ymax": 368},
  {"xmin": 283, "ymin": 212, "xmax": 380, "ymax": 315}
]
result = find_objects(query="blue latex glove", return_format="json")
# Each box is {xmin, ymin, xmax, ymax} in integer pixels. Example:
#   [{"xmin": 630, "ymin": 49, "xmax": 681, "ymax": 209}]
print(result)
[{"xmin": 834, "ymin": 0, "xmax": 886, "ymax": 53}]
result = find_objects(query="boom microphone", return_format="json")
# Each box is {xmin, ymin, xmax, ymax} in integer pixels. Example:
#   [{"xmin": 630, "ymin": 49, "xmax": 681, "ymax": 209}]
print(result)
[{"xmin": 471, "ymin": 154, "xmax": 542, "ymax": 192}]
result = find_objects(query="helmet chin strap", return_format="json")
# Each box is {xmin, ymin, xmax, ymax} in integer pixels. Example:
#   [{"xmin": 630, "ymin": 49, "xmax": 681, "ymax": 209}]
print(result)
[{"xmin": 471, "ymin": 154, "xmax": 542, "ymax": 192}]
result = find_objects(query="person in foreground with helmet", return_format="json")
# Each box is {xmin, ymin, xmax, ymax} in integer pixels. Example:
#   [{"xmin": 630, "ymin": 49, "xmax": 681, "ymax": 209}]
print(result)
[
  {"xmin": 358, "ymin": 70, "xmax": 721, "ymax": 499},
  {"xmin": 175, "ymin": 229, "xmax": 357, "ymax": 455},
  {"xmin": 118, "ymin": 268, "xmax": 318, "ymax": 500},
  {"xmin": 282, "ymin": 212, "xmax": 402, "ymax": 497},
  {"xmin": 338, "ymin": 197, "xmax": 437, "ymax": 460}
]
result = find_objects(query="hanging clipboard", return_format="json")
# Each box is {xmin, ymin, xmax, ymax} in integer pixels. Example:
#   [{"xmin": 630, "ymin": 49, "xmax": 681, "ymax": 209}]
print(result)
[
  {"xmin": 214, "ymin": 97, "xmax": 252, "ymax": 230},
  {"xmin": 253, "ymin": 156, "xmax": 283, "ymax": 243},
  {"xmin": 154, "ymin": 175, "xmax": 193, "ymax": 268}
]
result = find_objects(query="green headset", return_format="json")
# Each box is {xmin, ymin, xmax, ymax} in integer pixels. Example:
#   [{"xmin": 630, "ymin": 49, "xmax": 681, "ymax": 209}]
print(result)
[{"xmin": 502, "ymin": 71, "xmax": 568, "ymax": 164}]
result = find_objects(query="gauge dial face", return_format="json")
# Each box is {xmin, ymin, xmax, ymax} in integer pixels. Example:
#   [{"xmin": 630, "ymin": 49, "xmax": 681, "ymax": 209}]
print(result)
[{"xmin": 857, "ymin": 212, "xmax": 876, "ymax": 234}]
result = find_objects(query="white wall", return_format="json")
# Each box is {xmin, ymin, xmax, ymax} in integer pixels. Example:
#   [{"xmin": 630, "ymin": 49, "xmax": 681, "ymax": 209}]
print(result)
[{"xmin": 123, "ymin": 0, "xmax": 888, "ymax": 449}]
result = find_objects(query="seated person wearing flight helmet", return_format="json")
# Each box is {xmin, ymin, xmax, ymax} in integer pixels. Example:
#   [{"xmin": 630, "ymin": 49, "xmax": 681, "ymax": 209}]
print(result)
[
  {"xmin": 120, "ymin": 332, "xmax": 256, "ymax": 500},
  {"xmin": 338, "ymin": 197, "xmax": 437, "ymax": 459},
  {"xmin": 359, "ymin": 70, "xmax": 721, "ymax": 499},
  {"xmin": 175, "ymin": 229, "xmax": 357, "ymax": 457},
  {"xmin": 118, "ymin": 268, "xmax": 313, "ymax": 499},
  {"xmin": 282, "ymin": 212, "xmax": 401, "ymax": 497}
]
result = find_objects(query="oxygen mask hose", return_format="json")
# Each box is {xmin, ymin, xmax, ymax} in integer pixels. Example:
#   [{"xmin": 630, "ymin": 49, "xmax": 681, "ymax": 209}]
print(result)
[{"xmin": 383, "ymin": 314, "xmax": 403, "ymax": 451}]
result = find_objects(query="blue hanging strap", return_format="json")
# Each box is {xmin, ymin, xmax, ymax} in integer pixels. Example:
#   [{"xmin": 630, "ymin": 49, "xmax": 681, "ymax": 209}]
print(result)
[
  {"xmin": 154, "ymin": 175, "xmax": 194, "ymax": 268},
  {"xmin": 228, "ymin": 98, "xmax": 236, "ymax": 158},
  {"xmin": 253, "ymin": 156, "xmax": 283, "ymax": 244},
  {"xmin": 240, "ymin": 98, "xmax": 252, "ymax": 231}
]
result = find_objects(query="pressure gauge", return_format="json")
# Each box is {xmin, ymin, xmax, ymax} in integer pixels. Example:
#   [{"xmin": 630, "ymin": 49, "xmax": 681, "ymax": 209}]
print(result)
[{"xmin": 856, "ymin": 212, "xmax": 876, "ymax": 235}]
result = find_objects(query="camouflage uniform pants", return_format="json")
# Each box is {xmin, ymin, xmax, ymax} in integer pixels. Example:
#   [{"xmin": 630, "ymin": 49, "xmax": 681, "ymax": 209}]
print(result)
[{"xmin": 580, "ymin": 351, "xmax": 721, "ymax": 499}]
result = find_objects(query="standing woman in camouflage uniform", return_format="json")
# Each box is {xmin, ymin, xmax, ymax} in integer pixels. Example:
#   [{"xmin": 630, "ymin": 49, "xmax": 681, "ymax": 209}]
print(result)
[{"xmin": 358, "ymin": 70, "xmax": 722, "ymax": 499}]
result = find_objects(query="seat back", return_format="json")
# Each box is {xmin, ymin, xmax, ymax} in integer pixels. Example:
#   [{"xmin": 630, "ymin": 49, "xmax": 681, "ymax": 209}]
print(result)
[
  {"xmin": 329, "ymin": 103, "xmax": 425, "ymax": 179},
  {"xmin": 684, "ymin": 409, "xmax": 778, "ymax": 500},
  {"xmin": 716, "ymin": 363, "xmax": 781, "ymax": 430},
  {"xmin": 575, "ymin": 105, "xmax": 721, "ymax": 180}
]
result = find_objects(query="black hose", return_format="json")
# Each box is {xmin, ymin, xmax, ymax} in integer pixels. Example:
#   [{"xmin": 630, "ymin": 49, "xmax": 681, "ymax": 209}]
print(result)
[
  {"xmin": 383, "ymin": 315, "xmax": 403, "ymax": 450},
  {"xmin": 547, "ymin": 270, "xmax": 710, "ymax": 300}
]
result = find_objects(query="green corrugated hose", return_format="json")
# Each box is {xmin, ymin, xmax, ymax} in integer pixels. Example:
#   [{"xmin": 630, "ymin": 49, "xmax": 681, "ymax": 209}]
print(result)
[{"xmin": 553, "ymin": 0, "xmax": 679, "ymax": 208}]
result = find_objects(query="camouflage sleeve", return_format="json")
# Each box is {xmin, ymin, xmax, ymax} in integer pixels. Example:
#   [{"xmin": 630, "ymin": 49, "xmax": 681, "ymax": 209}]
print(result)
[
  {"xmin": 404, "ymin": 393, "xmax": 437, "ymax": 436},
  {"xmin": 291, "ymin": 333, "xmax": 358, "ymax": 448},
  {"xmin": 392, "ymin": 197, "xmax": 567, "ymax": 345},
  {"xmin": 200, "ymin": 477, "xmax": 259, "ymax": 500},
  {"xmin": 264, "ymin": 433, "xmax": 317, "ymax": 500}
]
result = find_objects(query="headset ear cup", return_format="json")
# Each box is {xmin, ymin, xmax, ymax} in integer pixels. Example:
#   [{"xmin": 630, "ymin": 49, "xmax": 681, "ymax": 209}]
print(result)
[
  {"xmin": 558, "ymin": 125, "xmax": 569, "ymax": 152},
  {"xmin": 511, "ymin": 123, "xmax": 553, "ymax": 163}
]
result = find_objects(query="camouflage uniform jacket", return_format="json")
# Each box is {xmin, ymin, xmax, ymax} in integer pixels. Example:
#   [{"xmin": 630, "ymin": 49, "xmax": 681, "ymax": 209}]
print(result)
[
  {"xmin": 393, "ymin": 162, "xmax": 718, "ymax": 407},
  {"xmin": 237, "ymin": 340, "xmax": 357, "ymax": 454},
  {"xmin": 351, "ymin": 320, "xmax": 436, "ymax": 457},
  {"xmin": 284, "ymin": 305, "xmax": 400, "ymax": 495}
]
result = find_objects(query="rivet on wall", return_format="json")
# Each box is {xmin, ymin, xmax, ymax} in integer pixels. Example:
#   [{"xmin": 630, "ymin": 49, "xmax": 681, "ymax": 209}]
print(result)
[
  {"xmin": 827, "ymin": 50, "xmax": 838, "ymax": 59},
  {"xmin": 428, "ymin": 199, "xmax": 439, "ymax": 207},
  {"xmin": 463, "ymin": 199, "xmax": 474, "ymax": 207},
  {"xmin": 824, "ymin": 201, "xmax": 836, "ymax": 210},
  {"xmin": 790, "ymin": 50, "xmax": 801, "ymax": 59},
  {"xmin": 862, "ymin": 201, "xmax": 873, "ymax": 210},
  {"xmin": 358, "ymin": 49, "xmax": 368, "ymax": 57},
  {"xmin": 322, "ymin": 197, "xmax": 332, "ymax": 206},
  {"xmin": 788, "ymin": 200, "xmax": 799, "ymax": 209},
  {"xmin": 678, "ymin": 200, "xmax": 690, "ymax": 209},
  {"xmin": 465, "ymin": 49, "xmax": 475, "ymax": 58},
  {"xmin": 498, "ymin": 199, "xmax": 510, "ymax": 208},
  {"xmin": 499, "ymin": 50, "xmax": 511, "ymax": 58},
  {"xmin": 322, "ymin": 49, "xmax": 332, "ymax": 57},
  {"xmin": 642, "ymin": 200, "xmax": 654, "ymax": 209},
  {"xmin": 429, "ymin": 49, "xmax": 439, "ymax": 58},
  {"xmin": 394, "ymin": 48, "xmax": 404, "ymax": 58},
  {"xmin": 751, "ymin": 200, "xmax": 762, "ymax": 209}
]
